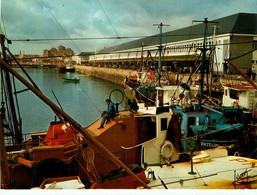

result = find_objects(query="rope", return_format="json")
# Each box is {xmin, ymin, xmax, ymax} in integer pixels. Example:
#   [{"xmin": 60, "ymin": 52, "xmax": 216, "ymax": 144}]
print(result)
[
  {"xmin": 181, "ymin": 123, "xmax": 242, "ymax": 140},
  {"xmin": 1, "ymin": 68, "xmax": 4, "ymax": 105},
  {"xmin": 230, "ymin": 48, "xmax": 257, "ymax": 61},
  {"xmin": 134, "ymin": 87, "xmax": 155, "ymax": 103},
  {"xmin": 11, "ymin": 72, "xmax": 22, "ymax": 122},
  {"xmin": 202, "ymin": 94, "xmax": 221, "ymax": 108},
  {"xmin": 39, "ymin": 0, "xmax": 81, "ymax": 53},
  {"xmin": 247, "ymin": 147, "xmax": 257, "ymax": 158},
  {"xmin": 141, "ymin": 50, "xmax": 158, "ymax": 84},
  {"xmin": 1, "ymin": 69, "xmax": 15, "ymax": 144},
  {"xmin": 22, "ymin": 0, "xmax": 54, "ymax": 49},
  {"xmin": 193, "ymin": 165, "xmax": 208, "ymax": 186},
  {"xmin": 97, "ymin": 0, "xmax": 121, "ymax": 44},
  {"xmin": 79, "ymin": 86, "xmax": 102, "ymax": 114},
  {"xmin": 76, "ymin": 160, "xmax": 95, "ymax": 183}
]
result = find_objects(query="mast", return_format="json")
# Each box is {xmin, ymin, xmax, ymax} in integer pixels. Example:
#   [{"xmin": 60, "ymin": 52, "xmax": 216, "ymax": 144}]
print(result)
[
  {"xmin": 193, "ymin": 18, "xmax": 218, "ymax": 105},
  {"xmin": 154, "ymin": 22, "xmax": 169, "ymax": 86},
  {"xmin": 0, "ymin": 28, "xmax": 22, "ymax": 144},
  {"xmin": 200, "ymin": 18, "xmax": 208, "ymax": 105},
  {"xmin": 140, "ymin": 42, "xmax": 144, "ymax": 71},
  {"xmin": 0, "ymin": 12, "xmax": 11, "ymax": 188},
  {"xmin": 0, "ymin": 116, "xmax": 11, "ymax": 188}
]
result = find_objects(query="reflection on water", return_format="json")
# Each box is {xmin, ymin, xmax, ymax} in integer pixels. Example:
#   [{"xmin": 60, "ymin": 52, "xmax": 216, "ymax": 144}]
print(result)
[{"xmin": 12, "ymin": 68, "xmax": 128, "ymax": 134}]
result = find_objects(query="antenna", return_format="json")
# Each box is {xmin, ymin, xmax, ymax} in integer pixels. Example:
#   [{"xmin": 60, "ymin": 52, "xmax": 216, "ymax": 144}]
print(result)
[{"xmin": 153, "ymin": 23, "xmax": 170, "ymax": 86}]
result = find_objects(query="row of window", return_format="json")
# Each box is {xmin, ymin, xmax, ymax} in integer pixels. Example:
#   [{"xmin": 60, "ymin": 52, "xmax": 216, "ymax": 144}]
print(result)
[{"xmin": 166, "ymin": 40, "xmax": 222, "ymax": 54}]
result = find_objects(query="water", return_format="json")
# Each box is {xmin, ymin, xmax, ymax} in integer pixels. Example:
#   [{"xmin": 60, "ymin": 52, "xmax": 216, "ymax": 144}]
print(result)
[{"xmin": 11, "ymin": 68, "xmax": 128, "ymax": 134}]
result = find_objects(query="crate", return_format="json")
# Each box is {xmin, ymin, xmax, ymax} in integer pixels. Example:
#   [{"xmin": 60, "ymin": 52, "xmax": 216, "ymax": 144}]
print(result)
[{"xmin": 39, "ymin": 176, "xmax": 84, "ymax": 189}]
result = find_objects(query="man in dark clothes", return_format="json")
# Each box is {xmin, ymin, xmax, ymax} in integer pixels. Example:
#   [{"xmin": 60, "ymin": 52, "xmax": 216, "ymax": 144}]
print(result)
[
  {"xmin": 98, "ymin": 99, "xmax": 115, "ymax": 129},
  {"xmin": 246, "ymin": 68, "xmax": 252, "ymax": 79}
]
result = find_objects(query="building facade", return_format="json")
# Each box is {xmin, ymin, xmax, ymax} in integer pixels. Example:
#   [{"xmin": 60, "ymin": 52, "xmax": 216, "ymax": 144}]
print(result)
[{"xmin": 88, "ymin": 13, "xmax": 257, "ymax": 74}]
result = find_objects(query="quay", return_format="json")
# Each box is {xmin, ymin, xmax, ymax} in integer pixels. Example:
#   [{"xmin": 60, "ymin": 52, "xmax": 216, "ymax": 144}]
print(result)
[
  {"xmin": 74, "ymin": 65, "xmax": 257, "ymax": 87},
  {"xmin": 14, "ymin": 63, "xmax": 58, "ymax": 69}
]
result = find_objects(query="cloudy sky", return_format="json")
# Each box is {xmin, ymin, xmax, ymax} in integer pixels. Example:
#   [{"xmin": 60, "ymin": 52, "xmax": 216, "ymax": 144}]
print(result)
[{"xmin": 1, "ymin": 0, "xmax": 257, "ymax": 55}]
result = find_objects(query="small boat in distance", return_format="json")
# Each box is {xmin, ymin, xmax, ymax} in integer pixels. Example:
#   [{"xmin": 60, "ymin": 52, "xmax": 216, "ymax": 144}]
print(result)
[
  {"xmin": 65, "ymin": 66, "xmax": 75, "ymax": 72},
  {"xmin": 62, "ymin": 77, "xmax": 80, "ymax": 83},
  {"xmin": 57, "ymin": 65, "xmax": 75, "ymax": 73},
  {"xmin": 57, "ymin": 65, "xmax": 66, "ymax": 73}
]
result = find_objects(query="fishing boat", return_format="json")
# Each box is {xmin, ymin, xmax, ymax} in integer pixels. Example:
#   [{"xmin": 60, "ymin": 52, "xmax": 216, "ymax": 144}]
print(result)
[
  {"xmin": 65, "ymin": 66, "xmax": 76, "ymax": 72},
  {"xmin": 223, "ymin": 84, "xmax": 257, "ymax": 112},
  {"xmin": 62, "ymin": 77, "xmax": 80, "ymax": 83},
  {"xmin": 123, "ymin": 19, "xmax": 251, "ymax": 153},
  {"xmin": 1, "ymin": 7, "xmax": 256, "ymax": 189},
  {"xmin": 137, "ymin": 19, "xmax": 257, "ymax": 189},
  {"xmin": 156, "ymin": 85, "xmax": 246, "ymax": 153},
  {"xmin": 57, "ymin": 65, "xmax": 66, "ymax": 73},
  {"xmin": 142, "ymin": 147, "xmax": 257, "ymax": 189},
  {"xmin": 86, "ymin": 96, "xmax": 256, "ymax": 189},
  {"xmin": 0, "ymin": 27, "xmax": 149, "ymax": 189},
  {"xmin": 57, "ymin": 65, "xmax": 75, "ymax": 73}
]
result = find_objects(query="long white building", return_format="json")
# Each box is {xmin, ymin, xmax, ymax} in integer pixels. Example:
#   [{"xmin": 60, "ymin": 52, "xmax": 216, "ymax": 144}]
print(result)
[{"xmin": 88, "ymin": 13, "xmax": 257, "ymax": 74}]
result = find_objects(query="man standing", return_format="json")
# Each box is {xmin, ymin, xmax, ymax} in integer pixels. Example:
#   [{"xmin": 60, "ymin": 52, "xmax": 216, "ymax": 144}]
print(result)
[{"xmin": 98, "ymin": 99, "xmax": 115, "ymax": 129}]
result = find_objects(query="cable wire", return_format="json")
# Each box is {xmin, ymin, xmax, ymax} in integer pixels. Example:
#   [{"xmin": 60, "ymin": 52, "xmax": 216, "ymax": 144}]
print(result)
[
  {"xmin": 97, "ymin": 0, "xmax": 122, "ymax": 44},
  {"xmin": 39, "ymin": 0, "xmax": 81, "ymax": 53}
]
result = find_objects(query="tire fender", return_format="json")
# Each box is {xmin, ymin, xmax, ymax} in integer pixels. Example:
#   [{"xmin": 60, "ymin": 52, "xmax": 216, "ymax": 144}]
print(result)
[{"xmin": 160, "ymin": 140, "xmax": 174, "ymax": 160}]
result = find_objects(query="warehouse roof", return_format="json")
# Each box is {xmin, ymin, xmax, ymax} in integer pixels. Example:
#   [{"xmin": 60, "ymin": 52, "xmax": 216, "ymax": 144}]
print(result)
[{"xmin": 99, "ymin": 13, "xmax": 257, "ymax": 54}]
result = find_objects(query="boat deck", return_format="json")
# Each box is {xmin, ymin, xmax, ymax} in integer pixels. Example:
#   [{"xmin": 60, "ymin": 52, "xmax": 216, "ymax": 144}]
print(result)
[
  {"xmin": 144, "ymin": 151, "xmax": 257, "ymax": 189},
  {"xmin": 86, "ymin": 117, "xmax": 116, "ymax": 136}
]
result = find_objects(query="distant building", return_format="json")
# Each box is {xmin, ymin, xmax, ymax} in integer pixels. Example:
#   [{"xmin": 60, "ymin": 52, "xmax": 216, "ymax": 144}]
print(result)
[
  {"xmin": 42, "ymin": 45, "xmax": 75, "ymax": 65},
  {"xmin": 89, "ymin": 13, "xmax": 257, "ymax": 74},
  {"xmin": 43, "ymin": 45, "xmax": 74, "ymax": 57},
  {"xmin": 17, "ymin": 54, "xmax": 40, "ymax": 64},
  {"xmin": 76, "ymin": 52, "xmax": 94, "ymax": 65}
]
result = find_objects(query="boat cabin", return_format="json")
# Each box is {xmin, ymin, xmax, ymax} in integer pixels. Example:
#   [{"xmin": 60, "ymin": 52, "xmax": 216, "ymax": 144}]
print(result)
[
  {"xmin": 173, "ymin": 104, "xmax": 244, "ymax": 152},
  {"xmin": 155, "ymin": 85, "xmax": 199, "ymax": 107},
  {"xmin": 222, "ymin": 84, "xmax": 257, "ymax": 111},
  {"xmin": 80, "ymin": 102, "xmax": 180, "ymax": 177}
]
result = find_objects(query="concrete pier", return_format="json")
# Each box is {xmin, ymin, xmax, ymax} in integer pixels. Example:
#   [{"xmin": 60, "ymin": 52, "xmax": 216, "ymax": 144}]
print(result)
[
  {"xmin": 75, "ymin": 65, "xmax": 137, "ymax": 85},
  {"xmin": 75, "ymin": 65, "xmax": 257, "ymax": 88}
]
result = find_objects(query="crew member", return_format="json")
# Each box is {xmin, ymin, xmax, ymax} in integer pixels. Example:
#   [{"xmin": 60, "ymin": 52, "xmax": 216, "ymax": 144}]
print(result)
[{"xmin": 98, "ymin": 99, "xmax": 115, "ymax": 129}]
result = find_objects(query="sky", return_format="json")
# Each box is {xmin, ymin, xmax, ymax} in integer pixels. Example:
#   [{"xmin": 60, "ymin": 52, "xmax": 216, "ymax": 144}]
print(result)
[{"xmin": 1, "ymin": 0, "xmax": 257, "ymax": 55}]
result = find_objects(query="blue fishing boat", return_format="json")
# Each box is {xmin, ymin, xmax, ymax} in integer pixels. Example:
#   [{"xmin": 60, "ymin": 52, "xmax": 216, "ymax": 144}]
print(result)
[{"xmin": 172, "ymin": 103, "xmax": 245, "ymax": 152}]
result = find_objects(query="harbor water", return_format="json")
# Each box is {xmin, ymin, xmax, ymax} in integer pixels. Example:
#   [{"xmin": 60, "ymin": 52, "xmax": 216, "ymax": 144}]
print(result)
[{"xmin": 12, "ymin": 68, "xmax": 129, "ymax": 134}]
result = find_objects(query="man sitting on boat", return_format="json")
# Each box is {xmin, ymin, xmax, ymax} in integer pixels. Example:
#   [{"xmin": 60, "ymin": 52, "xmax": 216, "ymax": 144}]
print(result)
[{"xmin": 98, "ymin": 99, "xmax": 116, "ymax": 129}]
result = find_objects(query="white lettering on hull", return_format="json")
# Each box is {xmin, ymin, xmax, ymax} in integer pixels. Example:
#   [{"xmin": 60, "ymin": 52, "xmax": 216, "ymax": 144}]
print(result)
[{"xmin": 201, "ymin": 142, "xmax": 219, "ymax": 148}]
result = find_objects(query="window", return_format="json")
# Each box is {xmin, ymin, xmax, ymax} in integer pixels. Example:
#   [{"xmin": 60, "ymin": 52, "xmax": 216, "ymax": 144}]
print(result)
[
  {"xmin": 161, "ymin": 118, "xmax": 168, "ymax": 131},
  {"xmin": 229, "ymin": 89, "xmax": 239, "ymax": 100},
  {"xmin": 253, "ymin": 40, "xmax": 257, "ymax": 49},
  {"xmin": 187, "ymin": 117, "xmax": 199, "ymax": 136},
  {"xmin": 139, "ymin": 117, "xmax": 157, "ymax": 143}
]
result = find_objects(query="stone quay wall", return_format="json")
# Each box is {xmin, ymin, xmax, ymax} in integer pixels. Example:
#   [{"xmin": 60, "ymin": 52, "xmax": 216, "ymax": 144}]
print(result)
[
  {"xmin": 75, "ymin": 65, "xmax": 257, "ymax": 87},
  {"xmin": 75, "ymin": 65, "xmax": 137, "ymax": 85}
]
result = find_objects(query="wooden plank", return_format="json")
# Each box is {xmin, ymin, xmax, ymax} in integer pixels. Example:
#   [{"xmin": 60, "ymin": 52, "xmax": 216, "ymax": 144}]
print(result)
[
  {"xmin": 86, "ymin": 118, "xmax": 116, "ymax": 136},
  {"xmin": 17, "ymin": 157, "xmax": 33, "ymax": 168}
]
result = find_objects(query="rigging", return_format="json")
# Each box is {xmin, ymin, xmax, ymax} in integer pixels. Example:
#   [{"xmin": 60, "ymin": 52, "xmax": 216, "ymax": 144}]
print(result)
[
  {"xmin": 97, "ymin": 0, "xmax": 122, "ymax": 44},
  {"xmin": 39, "ymin": 0, "xmax": 81, "ymax": 53}
]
